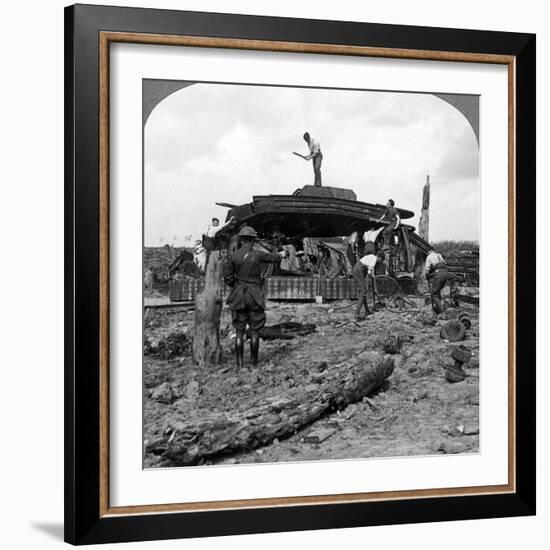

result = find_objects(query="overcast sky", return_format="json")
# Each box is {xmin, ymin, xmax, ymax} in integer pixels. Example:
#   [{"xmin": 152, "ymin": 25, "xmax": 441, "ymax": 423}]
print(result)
[{"xmin": 144, "ymin": 83, "xmax": 479, "ymax": 247}]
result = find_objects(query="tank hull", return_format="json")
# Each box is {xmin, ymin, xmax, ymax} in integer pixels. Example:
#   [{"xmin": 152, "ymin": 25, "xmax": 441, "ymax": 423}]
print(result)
[{"xmin": 227, "ymin": 187, "xmax": 414, "ymax": 239}]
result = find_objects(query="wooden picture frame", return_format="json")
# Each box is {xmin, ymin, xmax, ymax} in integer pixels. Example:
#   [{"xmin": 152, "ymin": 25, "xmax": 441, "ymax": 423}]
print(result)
[{"xmin": 65, "ymin": 4, "xmax": 536, "ymax": 545}]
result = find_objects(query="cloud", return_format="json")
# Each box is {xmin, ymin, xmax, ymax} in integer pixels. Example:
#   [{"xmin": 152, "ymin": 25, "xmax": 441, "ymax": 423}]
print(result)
[
  {"xmin": 144, "ymin": 83, "xmax": 480, "ymax": 245},
  {"xmin": 436, "ymin": 124, "xmax": 479, "ymax": 182}
]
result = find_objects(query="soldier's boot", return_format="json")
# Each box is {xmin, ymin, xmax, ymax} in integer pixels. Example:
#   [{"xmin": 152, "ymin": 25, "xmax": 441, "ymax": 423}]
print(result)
[
  {"xmin": 249, "ymin": 330, "xmax": 260, "ymax": 367},
  {"xmin": 355, "ymin": 295, "xmax": 370, "ymax": 319},
  {"xmin": 235, "ymin": 330, "xmax": 244, "ymax": 367},
  {"xmin": 354, "ymin": 297, "xmax": 364, "ymax": 320},
  {"xmin": 431, "ymin": 295, "xmax": 444, "ymax": 315},
  {"xmin": 364, "ymin": 296, "xmax": 372, "ymax": 315}
]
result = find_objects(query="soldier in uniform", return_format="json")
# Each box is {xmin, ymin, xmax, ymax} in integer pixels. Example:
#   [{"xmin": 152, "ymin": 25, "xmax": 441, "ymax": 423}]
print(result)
[
  {"xmin": 376, "ymin": 199, "xmax": 401, "ymax": 249},
  {"xmin": 424, "ymin": 247, "xmax": 449, "ymax": 314},
  {"xmin": 352, "ymin": 252, "xmax": 380, "ymax": 320},
  {"xmin": 346, "ymin": 231, "xmax": 364, "ymax": 267},
  {"xmin": 303, "ymin": 132, "xmax": 323, "ymax": 187},
  {"xmin": 223, "ymin": 226, "xmax": 286, "ymax": 367}
]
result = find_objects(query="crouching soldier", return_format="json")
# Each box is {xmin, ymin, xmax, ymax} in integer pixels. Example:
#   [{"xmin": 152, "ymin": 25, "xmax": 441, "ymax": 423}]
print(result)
[
  {"xmin": 424, "ymin": 247, "xmax": 449, "ymax": 314},
  {"xmin": 223, "ymin": 226, "xmax": 286, "ymax": 367},
  {"xmin": 352, "ymin": 252, "xmax": 380, "ymax": 320}
]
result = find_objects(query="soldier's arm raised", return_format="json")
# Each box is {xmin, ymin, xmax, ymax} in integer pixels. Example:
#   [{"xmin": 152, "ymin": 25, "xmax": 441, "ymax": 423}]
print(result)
[{"xmin": 259, "ymin": 250, "xmax": 287, "ymax": 263}]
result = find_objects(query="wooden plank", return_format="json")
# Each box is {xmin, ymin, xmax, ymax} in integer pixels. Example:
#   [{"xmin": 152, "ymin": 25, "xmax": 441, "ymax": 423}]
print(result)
[{"xmin": 304, "ymin": 428, "xmax": 337, "ymax": 444}]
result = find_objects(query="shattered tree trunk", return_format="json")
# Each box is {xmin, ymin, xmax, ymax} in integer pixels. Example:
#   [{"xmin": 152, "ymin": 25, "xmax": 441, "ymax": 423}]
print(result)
[
  {"xmin": 414, "ymin": 175, "xmax": 431, "ymax": 281},
  {"xmin": 419, "ymin": 174, "xmax": 430, "ymax": 242},
  {"xmin": 192, "ymin": 250, "xmax": 224, "ymax": 366},
  {"xmin": 147, "ymin": 350, "xmax": 395, "ymax": 466}
]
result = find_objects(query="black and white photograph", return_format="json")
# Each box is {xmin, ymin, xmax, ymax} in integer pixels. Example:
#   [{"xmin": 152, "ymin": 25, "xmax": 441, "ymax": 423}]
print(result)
[
  {"xmin": 0, "ymin": 0, "xmax": 544, "ymax": 545},
  {"xmin": 142, "ymin": 80, "xmax": 481, "ymax": 468}
]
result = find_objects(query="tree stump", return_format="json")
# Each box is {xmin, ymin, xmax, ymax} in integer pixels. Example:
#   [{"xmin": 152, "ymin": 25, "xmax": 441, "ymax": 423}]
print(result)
[{"xmin": 192, "ymin": 250, "xmax": 224, "ymax": 366}]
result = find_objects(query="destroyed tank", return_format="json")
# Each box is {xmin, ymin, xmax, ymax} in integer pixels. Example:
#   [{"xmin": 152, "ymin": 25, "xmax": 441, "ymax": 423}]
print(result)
[
  {"xmin": 222, "ymin": 185, "xmax": 414, "ymax": 239},
  {"xmin": 219, "ymin": 185, "xmax": 430, "ymax": 280},
  {"xmin": 169, "ymin": 185, "xmax": 434, "ymax": 302}
]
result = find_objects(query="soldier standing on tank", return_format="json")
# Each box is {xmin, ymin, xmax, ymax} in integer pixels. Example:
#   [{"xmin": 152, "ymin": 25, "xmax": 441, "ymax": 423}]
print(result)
[
  {"xmin": 303, "ymin": 132, "xmax": 323, "ymax": 187},
  {"xmin": 376, "ymin": 199, "xmax": 401, "ymax": 249},
  {"xmin": 223, "ymin": 226, "xmax": 287, "ymax": 367}
]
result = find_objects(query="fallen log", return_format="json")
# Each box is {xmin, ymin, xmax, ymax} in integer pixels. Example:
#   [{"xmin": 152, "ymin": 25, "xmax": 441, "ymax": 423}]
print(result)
[
  {"xmin": 146, "ymin": 350, "xmax": 395, "ymax": 466},
  {"xmin": 249, "ymin": 321, "xmax": 316, "ymax": 340},
  {"xmin": 144, "ymin": 301, "xmax": 195, "ymax": 310}
]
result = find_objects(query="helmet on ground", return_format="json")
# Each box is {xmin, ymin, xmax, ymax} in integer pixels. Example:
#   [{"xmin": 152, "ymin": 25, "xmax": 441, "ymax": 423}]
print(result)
[
  {"xmin": 445, "ymin": 364, "xmax": 466, "ymax": 383},
  {"xmin": 440, "ymin": 320, "xmax": 466, "ymax": 342},
  {"xmin": 237, "ymin": 225, "xmax": 258, "ymax": 238}
]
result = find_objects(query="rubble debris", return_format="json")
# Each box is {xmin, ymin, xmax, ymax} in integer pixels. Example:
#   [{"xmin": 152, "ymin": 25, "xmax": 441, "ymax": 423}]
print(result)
[
  {"xmin": 250, "ymin": 321, "xmax": 317, "ymax": 340},
  {"xmin": 416, "ymin": 311, "xmax": 436, "ymax": 326},
  {"xmin": 144, "ymin": 331, "xmax": 191, "ymax": 359},
  {"xmin": 442, "ymin": 424, "xmax": 479, "ymax": 437},
  {"xmin": 458, "ymin": 312, "xmax": 472, "ymax": 330},
  {"xmin": 304, "ymin": 428, "xmax": 337, "ymax": 444},
  {"xmin": 413, "ymin": 390, "xmax": 430, "ymax": 403},
  {"xmin": 144, "ymin": 301, "xmax": 195, "ymax": 311},
  {"xmin": 185, "ymin": 380, "xmax": 200, "ymax": 400},
  {"xmin": 362, "ymin": 397, "xmax": 380, "ymax": 411},
  {"xmin": 144, "ymin": 245, "xmax": 192, "ymax": 292},
  {"xmin": 451, "ymin": 345, "xmax": 472, "ymax": 366},
  {"xmin": 144, "ymin": 297, "xmax": 479, "ymax": 466},
  {"xmin": 440, "ymin": 320, "xmax": 467, "ymax": 342},
  {"xmin": 145, "ymin": 351, "xmax": 395, "ymax": 466},
  {"xmin": 143, "ymin": 336, "xmax": 157, "ymax": 356},
  {"xmin": 151, "ymin": 382, "xmax": 175, "ymax": 404},
  {"xmin": 445, "ymin": 365, "xmax": 466, "ymax": 383},
  {"xmin": 443, "ymin": 424, "xmax": 465, "ymax": 437},
  {"xmin": 316, "ymin": 362, "xmax": 328, "ymax": 373},
  {"xmin": 431, "ymin": 440, "xmax": 475, "ymax": 454},
  {"xmin": 344, "ymin": 404, "xmax": 359, "ymax": 418},
  {"xmin": 380, "ymin": 334, "xmax": 408, "ymax": 354},
  {"xmin": 455, "ymin": 293, "xmax": 479, "ymax": 306},
  {"xmin": 156, "ymin": 332, "xmax": 191, "ymax": 359},
  {"xmin": 463, "ymin": 425, "xmax": 480, "ymax": 436},
  {"xmin": 443, "ymin": 344, "xmax": 472, "ymax": 383}
]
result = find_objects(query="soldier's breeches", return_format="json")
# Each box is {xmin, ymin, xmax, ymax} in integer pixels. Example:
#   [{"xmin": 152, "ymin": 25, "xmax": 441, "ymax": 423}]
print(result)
[
  {"xmin": 231, "ymin": 308, "xmax": 266, "ymax": 331},
  {"xmin": 313, "ymin": 154, "xmax": 323, "ymax": 187},
  {"xmin": 430, "ymin": 269, "xmax": 449, "ymax": 297},
  {"xmin": 352, "ymin": 262, "xmax": 368, "ymax": 297}
]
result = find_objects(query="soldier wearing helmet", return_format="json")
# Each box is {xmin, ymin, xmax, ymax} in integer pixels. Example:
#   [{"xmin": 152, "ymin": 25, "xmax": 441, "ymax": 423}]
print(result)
[{"xmin": 223, "ymin": 225, "xmax": 286, "ymax": 367}]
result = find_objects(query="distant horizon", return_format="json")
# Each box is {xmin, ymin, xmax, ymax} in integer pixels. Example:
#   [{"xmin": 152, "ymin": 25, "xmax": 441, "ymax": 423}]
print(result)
[{"xmin": 143, "ymin": 237, "xmax": 481, "ymax": 250}]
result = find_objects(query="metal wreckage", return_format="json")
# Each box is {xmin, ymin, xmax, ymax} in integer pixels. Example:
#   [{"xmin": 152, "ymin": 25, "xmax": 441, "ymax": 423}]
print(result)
[
  {"xmin": 145, "ymin": 182, "xmax": 480, "ymax": 467},
  {"xmin": 169, "ymin": 183, "xmax": 478, "ymax": 305}
]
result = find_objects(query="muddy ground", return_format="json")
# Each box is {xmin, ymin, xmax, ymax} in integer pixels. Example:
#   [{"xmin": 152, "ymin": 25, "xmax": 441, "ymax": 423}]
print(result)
[{"xmin": 144, "ymin": 294, "xmax": 479, "ymax": 468}]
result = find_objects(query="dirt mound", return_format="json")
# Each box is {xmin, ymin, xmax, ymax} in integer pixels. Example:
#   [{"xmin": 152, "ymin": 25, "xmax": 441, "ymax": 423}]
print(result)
[{"xmin": 143, "ymin": 298, "xmax": 479, "ymax": 467}]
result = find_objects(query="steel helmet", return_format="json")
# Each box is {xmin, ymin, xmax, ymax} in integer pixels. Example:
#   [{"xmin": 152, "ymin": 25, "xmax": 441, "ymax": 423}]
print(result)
[
  {"xmin": 440, "ymin": 320, "xmax": 466, "ymax": 342},
  {"xmin": 237, "ymin": 225, "xmax": 258, "ymax": 238}
]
